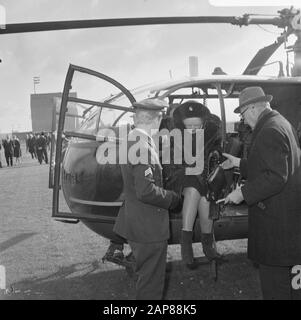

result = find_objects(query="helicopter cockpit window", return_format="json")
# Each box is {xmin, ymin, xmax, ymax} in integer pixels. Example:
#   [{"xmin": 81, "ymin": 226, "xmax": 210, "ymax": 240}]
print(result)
[
  {"xmin": 160, "ymin": 85, "xmax": 241, "ymax": 134},
  {"xmin": 167, "ymin": 87, "xmax": 223, "ymax": 119},
  {"xmin": 98, "ymin": 108, "xmax": 134, "ymax": 128},
  {"xmin": 65, "ymin": 66, "xmax": 137, "ymax": 136},
  {"xmin": 222, "ymin": 98, "xmax": 241, "ymax": 133},
  {"xmin": 78, "ymin": 111, "xmax": 99, "ymax": 135},
  {"xmin": 70, "ymin": 72, "xmax": 124, "ymax": 105},
  {"xmin": 206, "ymin": 97, "xmax": 241, "ymax": 133}
]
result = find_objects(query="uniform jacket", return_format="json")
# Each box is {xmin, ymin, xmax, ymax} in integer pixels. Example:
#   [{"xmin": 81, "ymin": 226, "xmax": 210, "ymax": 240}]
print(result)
[
  {"xmin": 240, "ymin": 109, "xmax": 301, "ymax": 265},
  {"xmin": 114, "ymin": 128, "xmax": 180, "ymax": 243}
]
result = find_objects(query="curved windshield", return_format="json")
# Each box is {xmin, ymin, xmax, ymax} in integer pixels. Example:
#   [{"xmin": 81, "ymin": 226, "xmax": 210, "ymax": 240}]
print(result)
[
  {"xmin": 78, "ymin": 110, "xmax": 99, "ymax": 135},
  {"xmin": 99, "ymin": 108, "xmax": 134, "ymax": 127}
]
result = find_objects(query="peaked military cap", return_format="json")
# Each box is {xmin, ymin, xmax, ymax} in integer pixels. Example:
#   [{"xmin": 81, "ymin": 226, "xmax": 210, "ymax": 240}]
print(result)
[
  {"xmin": 132, "ymin": 98, "xmax": 168, "ymax": 111},
  {"xmin": 173, "ymin": 100, "xmax": 211, "ymax": 121}
]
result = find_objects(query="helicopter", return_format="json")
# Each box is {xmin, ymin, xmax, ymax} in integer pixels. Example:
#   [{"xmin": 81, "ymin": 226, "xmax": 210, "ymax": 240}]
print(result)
[{"xmin": 2, "ymin": 7, "xmax": 301, "ymax": 253}]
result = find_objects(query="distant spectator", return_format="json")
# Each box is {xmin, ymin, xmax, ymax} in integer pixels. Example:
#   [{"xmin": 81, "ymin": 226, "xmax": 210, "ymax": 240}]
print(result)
[
  {"xmin": 36, "ymin": 132, "xmax": 48, "ymax": 164},
  {"xmin": 13, "ymin": 135, "xmax": 22, "ymax": 165},
  {"xmin": 2, "ymin": 136, "xmax": 14, "ymax": 167},
  {"xmin": 0, "ymin": 143, "xmax": 2, "ymax": 168},
  {"xmin": 28, "ymin": 133, "xmax": 37, "ymax": 159},
  {"xmin": 25, "ymin": 134, "xmax": 30, "ymax": 153},
  {"xmin": 46, "ymin": 133, "xmax": 51, "ymax": 152}
]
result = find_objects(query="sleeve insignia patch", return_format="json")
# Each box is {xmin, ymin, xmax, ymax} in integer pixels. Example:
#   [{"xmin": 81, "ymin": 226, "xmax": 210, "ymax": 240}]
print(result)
[{"xmin": 144, "ymin": 167, "xmax": 153, "ymax": 177}]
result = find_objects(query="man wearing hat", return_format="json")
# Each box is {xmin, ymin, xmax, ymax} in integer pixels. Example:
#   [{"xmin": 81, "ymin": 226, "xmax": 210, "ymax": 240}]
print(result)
[
  {"xmin": 222, "ymin": 86, "xmax": 301, "ymax": 299},
  {"xmin": 114, "ymin": 98, "xmax": 182, "ymax": 300},
  {"xmin": 36, "ymin": 132, "xmax": 48, "ymax": 164}
]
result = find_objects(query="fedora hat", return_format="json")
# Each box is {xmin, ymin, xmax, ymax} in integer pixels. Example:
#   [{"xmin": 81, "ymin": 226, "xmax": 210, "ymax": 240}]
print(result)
[{"xmin": 234, "ymin": 86, "xmax": 273, "ymax": 114}]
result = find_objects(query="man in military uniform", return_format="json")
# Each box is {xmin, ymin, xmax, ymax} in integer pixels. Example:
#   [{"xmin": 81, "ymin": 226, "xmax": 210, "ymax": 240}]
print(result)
[
  {"xmin": 223, "ymin": 87, "xmax": 301, "ymax": 299},
  {"xmin": 114, "ymin": 98, "xmax": 182, "ymax": 300}
]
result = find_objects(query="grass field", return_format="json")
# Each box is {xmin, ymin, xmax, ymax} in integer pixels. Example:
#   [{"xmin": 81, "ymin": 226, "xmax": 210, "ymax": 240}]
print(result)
[{"xmin": 0, "ymin": 143, "xmax": 261, "ymax": 300}]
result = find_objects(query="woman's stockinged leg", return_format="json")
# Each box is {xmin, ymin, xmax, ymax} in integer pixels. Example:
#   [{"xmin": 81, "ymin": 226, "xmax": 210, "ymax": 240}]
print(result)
[
  {"xmin": 182, "ymin": 187, "xmax": 200, "ymax": 231},
  {"xmin": 197, "ymin": 197, "xmax": 212, "ymax": 233},
  {"xmin": 198, "ymin": 197, "xmax": 223, "ymax": 261},
  {"xmin": 180, "ymin": 187, "xmax": 201, "ymax": 269}
]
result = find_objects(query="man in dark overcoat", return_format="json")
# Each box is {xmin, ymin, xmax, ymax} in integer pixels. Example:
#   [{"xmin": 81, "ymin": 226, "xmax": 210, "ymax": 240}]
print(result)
[
  {"xmin": 223, "ymin": 86, "xmax": 301, "ymax": 299},
  {"xmin": 28, "ymin": 133, "xmax": 37, "ymax": 159},
  {"xmin": 113, "ymin": 98, "xmax": 181, "ymax": 300},
  {"xmin": 2, "ymin": 136, "xmax": 14, "ymax": 166},
  {"xmin": 36, "ymin": 132, "xmax": 48, "ymax": 164}
]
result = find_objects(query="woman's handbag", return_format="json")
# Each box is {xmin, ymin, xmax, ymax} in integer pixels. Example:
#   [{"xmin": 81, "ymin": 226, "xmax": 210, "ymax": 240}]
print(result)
[{"xmin": 207, "ymin": 164, "xmax": 226, "ymax": 201}]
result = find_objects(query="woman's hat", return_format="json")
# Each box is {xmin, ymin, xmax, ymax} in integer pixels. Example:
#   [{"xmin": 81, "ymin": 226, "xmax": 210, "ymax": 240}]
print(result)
[
  {"xmin": 173, "ymin": 101, "xmax": 210, "ymax": 122},
  {"xmin": 234, "ymin": 86, "xmax": 273, "ymax": 114}
]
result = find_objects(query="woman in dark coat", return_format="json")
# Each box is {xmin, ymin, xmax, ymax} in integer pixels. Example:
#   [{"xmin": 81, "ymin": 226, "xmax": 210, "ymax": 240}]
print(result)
[
  {"xmin": 13, "ymin": 136, "xmax": 22, "ymax": 164},
  {"xmin": 171, "ymin": 101, "xmax": 223, "ymax": 268}
]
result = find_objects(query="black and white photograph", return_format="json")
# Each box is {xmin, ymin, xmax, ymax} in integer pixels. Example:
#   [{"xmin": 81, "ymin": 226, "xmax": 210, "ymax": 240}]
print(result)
[{"xmin": 1, "ymin": 0, "xmax": 301, "ymax": 304}]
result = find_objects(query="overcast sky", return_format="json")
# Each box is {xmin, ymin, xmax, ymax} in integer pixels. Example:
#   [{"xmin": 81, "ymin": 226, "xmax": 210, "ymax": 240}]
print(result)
[{"xmin": 0, "ymin": 0, "xmax": 298, "ymax": 133}]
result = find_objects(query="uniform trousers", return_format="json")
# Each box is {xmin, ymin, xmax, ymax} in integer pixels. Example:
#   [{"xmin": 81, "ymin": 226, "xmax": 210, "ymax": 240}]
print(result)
[
  {"xmin": 259, "ymin": 264, "xmax": 301, "ymax": 300},
  {"xmin": 128, "ymin": 240, "xmax": 167, "ymax": 300}
]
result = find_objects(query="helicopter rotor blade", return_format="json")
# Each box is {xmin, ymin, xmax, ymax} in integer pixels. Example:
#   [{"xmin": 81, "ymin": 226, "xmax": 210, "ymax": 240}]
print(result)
[
  {"xmin": 0, "ymin": 15, "xmax": 284, "ymax": 35},
  {"xmin": 242, "ymin": 27, "xmax": 293, "ymax": 75},
  {"xmin": 242, "ymin": 41, "xmax": 284, "ymax": 75},
  {"xmin": 0, "ymin": 16, "xmax": 237, "ymax": 34}
]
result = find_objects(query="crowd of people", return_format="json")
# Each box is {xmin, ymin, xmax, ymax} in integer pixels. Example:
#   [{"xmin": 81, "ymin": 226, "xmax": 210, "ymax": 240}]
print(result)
[
  {"xmin": 0, "ymin": 135, "xmax": 22, "ymax": 167},
  {"xmin": 26, "ymin": 132, "xmax": 50, "ymax": 164},
  {"xmin": 0, "ymin": 132, "xmax": 51, "ymax": 168}
]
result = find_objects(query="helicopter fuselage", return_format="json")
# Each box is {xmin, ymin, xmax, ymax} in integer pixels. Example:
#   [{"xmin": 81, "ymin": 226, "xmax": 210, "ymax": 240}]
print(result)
[
  {"xmin": 61, "ymin": 138, "xmax": 248, "ymax": 244},
  {"xmin": 54, "ymin": 69, "xmax": 301, "ymax": 245}
]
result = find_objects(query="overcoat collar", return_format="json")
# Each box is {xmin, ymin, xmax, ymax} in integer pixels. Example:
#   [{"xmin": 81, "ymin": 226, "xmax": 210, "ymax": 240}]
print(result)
[{"xmin": 251, "ymin": 109, "xmax": 279, "ymax": 142}]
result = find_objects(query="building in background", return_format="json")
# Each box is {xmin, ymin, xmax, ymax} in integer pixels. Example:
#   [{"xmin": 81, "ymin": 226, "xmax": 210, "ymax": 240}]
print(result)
[{"xmin": 30, "ymin": 92, "xmax": 80, "ymax": 133}]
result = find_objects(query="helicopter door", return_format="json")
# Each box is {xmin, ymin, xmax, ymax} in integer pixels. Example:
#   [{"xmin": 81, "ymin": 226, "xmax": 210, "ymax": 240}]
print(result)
[
  {"xmin": 51, "ymin": 64, "xmax": 136, "ymax": 222},
  {"xmin": 48, "ymin": 94, "xmax": 85, "ymax": 189}
]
